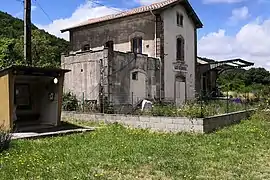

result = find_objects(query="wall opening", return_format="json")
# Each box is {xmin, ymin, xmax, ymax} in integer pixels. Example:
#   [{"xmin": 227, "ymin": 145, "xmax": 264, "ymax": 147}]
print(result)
[
  {"xmin": 132, "ymin": 72, "xmax": 138, "ymax": 80},
  {"xmin": 176, "ymin": 36, "xmax": 184, "ymax": 61},
  {"xmin": 105, "ymin": 41, "xmax": 114, "ymax": 51},
  {"xmin": 131, "ymin": 37, "xmax": 142, "ymax": 54},
  {"xmin": 82, "ymin": 44, "xmax": 90, "ymax": 51},
  {"xmin": 177, "ymin": 12, "xmax": 184, "ymax": 27}
]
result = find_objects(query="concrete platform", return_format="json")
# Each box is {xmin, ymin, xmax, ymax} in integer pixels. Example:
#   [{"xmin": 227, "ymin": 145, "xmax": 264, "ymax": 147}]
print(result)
[{"xmin": 12, "ymin": 127, "xmax": 96, "ymax": 140}]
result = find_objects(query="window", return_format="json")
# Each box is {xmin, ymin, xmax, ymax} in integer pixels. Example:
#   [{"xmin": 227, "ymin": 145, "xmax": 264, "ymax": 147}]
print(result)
[
  {"xmin": 105, "ymin": 41, "xmax": 114, "ymax": 50},
  {"xmin": 14, "ymin": 84, "xmax": 31, "ymax": 110},
  {"xmin": 177, "ymin": 13, "xmax": 183, "ymax": 27},
  {"xmin": 83, "ymin": 44, "xmax": 90, "ymax": 51},
  {"xmin": 131, "ymin": 37, "xmax": 142, "ymax": 54},
  {"xmin": 132, "ymin": 72, "xmax": 138, "ymax": 80},
  {"xmin": 176, "ymin": 36, "xmax": 184, "ymax": 61}
]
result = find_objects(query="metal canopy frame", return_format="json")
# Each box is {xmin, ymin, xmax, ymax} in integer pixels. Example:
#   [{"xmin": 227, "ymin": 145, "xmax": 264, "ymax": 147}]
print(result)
[
  {"xmin": 197, "ymin": 57, "xmax": 254, "ymax": 74},
  {"xmin": 197, "ymin": 57, "xmax": 254, "ymax": 97}
]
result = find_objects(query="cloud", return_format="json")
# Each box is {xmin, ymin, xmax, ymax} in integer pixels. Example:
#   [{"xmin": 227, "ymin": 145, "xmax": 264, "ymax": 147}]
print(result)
[
  {"xmin": 31, "ymin": 5, "xmax": 37, "ymax": 12},
  {"xmin": 228, "ymin": 6, "xmax": 250, "ymax": 25},
  {"xmin": 136, "ymin": 0, "xmax": 164, "ymax": 5},
  {"xmin": 198, "ymin": 18, "xmax": 270, "ymax": 70},
  {"xmin": 203, "ymin": 0, "xmax": 244, "ymax": 4},
  {"xmin": 36, "ymin": 1, "xmax": 120, "ymax": 40}
]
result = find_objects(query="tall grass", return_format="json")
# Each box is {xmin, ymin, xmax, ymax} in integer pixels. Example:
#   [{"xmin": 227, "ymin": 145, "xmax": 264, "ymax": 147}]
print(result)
[
  {"xmin": 140, "ymin": 100, "xmax": 253, "ymax": 118},
  {"xmin": 0, "ymin": 126, "xmax": 12, "ymax": 153}
]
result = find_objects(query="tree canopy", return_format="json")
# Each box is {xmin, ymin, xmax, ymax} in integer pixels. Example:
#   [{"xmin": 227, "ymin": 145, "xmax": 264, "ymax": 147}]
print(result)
[
  {"xmin": 0, "ymin": 11, "xmax": 69, "ymax": 69},
  {"xmin": 218, "ymin": 67, "xmax": 270, "ymax": 93}
]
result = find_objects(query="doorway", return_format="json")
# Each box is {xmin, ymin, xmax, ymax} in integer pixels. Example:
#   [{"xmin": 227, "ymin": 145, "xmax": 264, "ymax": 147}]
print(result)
[{"xmin": 175, "ymin": 75, "xmax": 186, "ymax": 106}]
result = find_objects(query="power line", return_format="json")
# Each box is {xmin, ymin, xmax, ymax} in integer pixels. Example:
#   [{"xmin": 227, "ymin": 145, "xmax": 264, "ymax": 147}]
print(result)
[
  {"xmin": 88, "ymin": 0, "xmax": 156, "ymax": 23},
  {"xmin": 33, "ymin": 0, "xmax": 53, "ymax": 23},
  {"xmin": 89, "ymin": 0, "xmax": 121, "ymax": 13}
]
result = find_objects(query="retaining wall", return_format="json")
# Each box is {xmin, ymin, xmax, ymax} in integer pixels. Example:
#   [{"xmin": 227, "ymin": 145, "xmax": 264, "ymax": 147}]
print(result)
[{"xmin": 62, "ymin": 109, "xmax": 255, "ymax": 133}]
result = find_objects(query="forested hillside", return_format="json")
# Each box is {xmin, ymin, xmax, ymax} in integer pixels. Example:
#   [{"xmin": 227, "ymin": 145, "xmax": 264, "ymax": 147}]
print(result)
[{"xmin": 0, "ymin": 11, "xmax": 69, "ymax": 68}]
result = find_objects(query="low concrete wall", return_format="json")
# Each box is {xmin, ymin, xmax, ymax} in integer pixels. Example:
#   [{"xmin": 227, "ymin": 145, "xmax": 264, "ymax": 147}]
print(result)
[
  {"xmin": 203, "ymin": 109, "xmax": 255, "ymax": 133},
  {"xmin": 62, "ymin": 109, "xmax": 255, "ymax": 133}
]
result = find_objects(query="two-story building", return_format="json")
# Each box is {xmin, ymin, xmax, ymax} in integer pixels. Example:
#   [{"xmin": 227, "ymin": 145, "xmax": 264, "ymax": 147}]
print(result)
[{"xmin": 61, "ymin": 0, "xmax": 203, "ymax": 110}]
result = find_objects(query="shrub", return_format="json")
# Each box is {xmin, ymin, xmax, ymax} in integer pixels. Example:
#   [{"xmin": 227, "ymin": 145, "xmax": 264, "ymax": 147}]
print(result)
[
  {"xmin": 62, "ymin": 92, "xmax": 78, "ymax": 111},
  {"xmin": 0, "ymin": 126, "xmax": 12, "ymax": 153}
]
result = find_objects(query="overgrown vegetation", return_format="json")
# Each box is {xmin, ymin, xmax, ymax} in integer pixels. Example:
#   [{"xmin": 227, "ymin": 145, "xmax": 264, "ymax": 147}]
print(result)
[
  {"xmin": 62, "ymin": 92, "xmax": 78, "ymax": 111},
  {"xmin": 0, "ymin": 127, "xmax": 12, "ymax": 153},
  {"xmin": 138, "ymin": 100, "xmax": 254, "ymax": 118},
  {"xmin": 0, "ymin": 11, "xmax": 69, "ymax": 69},
  {"xmin": 1, "ymin": 111, "xmax": 270, "ymax": 179}
]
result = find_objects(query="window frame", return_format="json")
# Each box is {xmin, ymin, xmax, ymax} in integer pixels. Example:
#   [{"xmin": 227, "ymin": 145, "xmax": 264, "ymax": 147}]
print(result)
[
  {"xmin": 176, "ymin": 36, "xmax": 185, "ymax": 61},
  {"xmin": 176, "ymin": 12, "xmax": 183, "ymax": 27},
  {"xmin": 131, "ymin": 37, "xmax": 142, "ymax": 54}
]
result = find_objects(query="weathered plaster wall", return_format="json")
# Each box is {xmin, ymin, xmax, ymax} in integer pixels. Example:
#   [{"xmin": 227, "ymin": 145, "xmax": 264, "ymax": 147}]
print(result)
[
  {"xmin": 110, "ymin": 52, "xmax": 160, "ymax": 105},
  {"xmin": 61, "ymin": 50, "xmax": 104, "ymax": 100},
  {"xmin": 70, "ymin": 13, "xmax": 156, "ymax": 57},
  {"xmin": 61, "ymin": 50, "xmax": 160, "ymax": 107},
  {"xmin": 162, "ymin": 5, "xmax": 196, "ymax": 101}
]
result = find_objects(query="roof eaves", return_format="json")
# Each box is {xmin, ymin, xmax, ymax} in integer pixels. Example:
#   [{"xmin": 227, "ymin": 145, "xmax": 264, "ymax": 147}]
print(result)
[{"xmin": 61, "ymin": 0, "xmax": 203, "ymax": 32}]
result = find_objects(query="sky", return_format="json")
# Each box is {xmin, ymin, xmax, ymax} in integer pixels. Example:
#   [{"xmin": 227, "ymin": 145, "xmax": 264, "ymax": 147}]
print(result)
[{"xmin": 1, "ymin": 0, "xmax": 270, "ymax": 69}]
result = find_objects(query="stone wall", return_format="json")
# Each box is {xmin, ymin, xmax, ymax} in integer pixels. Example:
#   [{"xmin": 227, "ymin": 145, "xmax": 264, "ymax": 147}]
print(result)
[{"xmin": 62, "ymin": 109, "xmax": 255, "ymax": 133}]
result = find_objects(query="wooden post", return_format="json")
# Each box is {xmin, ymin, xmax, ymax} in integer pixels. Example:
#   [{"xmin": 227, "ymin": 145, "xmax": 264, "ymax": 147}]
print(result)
[{"xmin": 24, "ymin": 0, "xmax": 32, "ymax": 66}]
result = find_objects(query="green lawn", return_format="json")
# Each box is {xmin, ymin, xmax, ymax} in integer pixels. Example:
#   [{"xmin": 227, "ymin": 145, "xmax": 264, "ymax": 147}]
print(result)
[{"xmin": 1, "ymin": 112, "xmax": 270, "ymax": 180}]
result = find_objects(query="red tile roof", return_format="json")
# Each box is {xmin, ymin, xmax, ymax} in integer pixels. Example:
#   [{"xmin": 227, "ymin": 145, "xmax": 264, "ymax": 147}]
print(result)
[{"xmin": 61, "ymin": 0, "xmax": 202, "ymax": 32}]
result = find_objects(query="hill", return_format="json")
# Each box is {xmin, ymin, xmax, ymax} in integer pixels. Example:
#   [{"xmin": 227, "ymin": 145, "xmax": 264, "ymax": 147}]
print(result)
[{"xmin": 0, "ymin": 11, "xmax": 69, "ymax": 68}]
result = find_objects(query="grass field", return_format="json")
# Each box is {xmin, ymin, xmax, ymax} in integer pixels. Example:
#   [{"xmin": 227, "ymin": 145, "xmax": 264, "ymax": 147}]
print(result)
[{"xmin": 1, "ymin": 112, "xmax": 270, "ymax": 179}]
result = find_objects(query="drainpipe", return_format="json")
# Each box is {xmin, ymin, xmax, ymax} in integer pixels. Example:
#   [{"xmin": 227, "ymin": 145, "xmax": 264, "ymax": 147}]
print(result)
[
  {"xmin": 150, "ymin": 10, "xmax": 157, "ymax": 58},
  {"xmin": 150, "ymin": 10, "xmax": 162, "ymax": 101},
  {"xmin": 158, "ymin": 57, "xmax": 162, "ymax": 101}
]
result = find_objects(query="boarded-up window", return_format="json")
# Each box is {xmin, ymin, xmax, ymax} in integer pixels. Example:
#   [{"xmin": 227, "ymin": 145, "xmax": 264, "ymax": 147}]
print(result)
[
  {"xmin": 176, "ymin": 36, "xmax": 184, "ymax": 61},
  {"xmin": 131, "ymin": 37, "xmax": 142, "ymax": 54}
]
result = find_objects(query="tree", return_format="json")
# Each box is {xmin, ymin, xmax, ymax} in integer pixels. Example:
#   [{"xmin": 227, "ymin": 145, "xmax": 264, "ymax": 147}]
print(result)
[
  {"xmin": 0, "ymin": 11, "xmax": 69, "ymax": 69},
  {"xmin": 0, "ymin": 38, "xmax": 22, "ymax": 68}
]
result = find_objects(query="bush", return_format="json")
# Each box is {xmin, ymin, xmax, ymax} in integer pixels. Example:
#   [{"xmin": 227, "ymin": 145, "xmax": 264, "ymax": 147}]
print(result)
[
  {"xmin": 0, "ymin": 127, "xmax": 12, "ymax": 153},
  {"xmin": 62, "ymin": 92, "xmax": 78, "ymax": 111}
]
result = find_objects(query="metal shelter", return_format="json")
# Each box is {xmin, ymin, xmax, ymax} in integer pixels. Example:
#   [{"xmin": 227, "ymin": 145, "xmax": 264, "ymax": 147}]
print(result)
[
  {"xmin": 197, "ymin": 57, "xmax": 254, "ymax": 74},
  {"xmin": 196, "ymin": 57, "xmax": 254, "ymax": 97}
]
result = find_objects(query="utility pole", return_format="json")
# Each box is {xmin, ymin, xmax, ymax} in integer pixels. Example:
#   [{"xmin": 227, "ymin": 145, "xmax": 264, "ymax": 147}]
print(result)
[{"xmin": 24, "ymin": 0, "xmax": 32, "ymax": 66}]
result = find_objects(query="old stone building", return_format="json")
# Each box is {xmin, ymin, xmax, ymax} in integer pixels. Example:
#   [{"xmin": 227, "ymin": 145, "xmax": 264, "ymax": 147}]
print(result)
[{"xmin": 61, "ymin": 0, "xmax": 203, "ymax": 109}]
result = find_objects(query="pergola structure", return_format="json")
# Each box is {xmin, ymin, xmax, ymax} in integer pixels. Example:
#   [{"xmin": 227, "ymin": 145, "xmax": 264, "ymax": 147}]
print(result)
[{"xmin": 196, "ymin": 57, "xmax": 254, "ymax": 97}]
